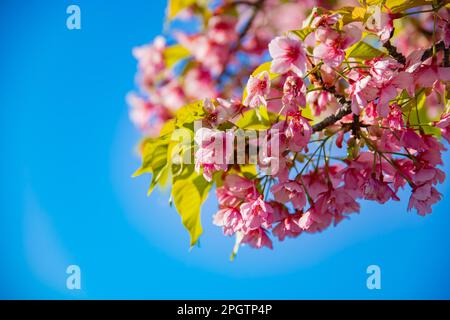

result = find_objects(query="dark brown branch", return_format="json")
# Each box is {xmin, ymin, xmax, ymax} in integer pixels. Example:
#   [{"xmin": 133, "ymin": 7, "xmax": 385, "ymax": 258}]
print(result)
[
  {"xmin": 421, "ymin": 41, "xmax": 447, "ymax": 61},
  {"xmin": 444, "ymin": 47, "xmax": 450, "ymax": 67},
  {"xmin": 383, "ymin": 40, "xmax": 406, "ymax": 65}
]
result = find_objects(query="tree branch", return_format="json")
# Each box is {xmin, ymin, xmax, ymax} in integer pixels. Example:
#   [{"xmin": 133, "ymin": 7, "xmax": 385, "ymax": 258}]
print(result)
[
  {"xmin": 312, "ymin": 101, "xmax": 352, "ymax": 132},
  {"xmin": 383, "ymin": 40, "xmax": 406, "ymax": 65}
]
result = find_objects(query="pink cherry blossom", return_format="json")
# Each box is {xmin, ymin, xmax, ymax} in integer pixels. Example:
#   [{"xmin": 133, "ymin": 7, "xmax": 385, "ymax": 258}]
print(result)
[
  {"xmin": 348, "ymin": 76, "xmax": 377, "ymax": 115},
  {"xmin": 311, "ymin": 13, "xmax": 341, "ymax": 42},
  {"xmin": 184, "ymin": 66, "xmax": 217, "ymax": 100},
  {"xmin": 417, "ymin": 135, "xmax": 446, "ymax": 167},
  {"xmin": 314, "ymin": 23, "xmax": 362, "ymax": 67},
  {"xmin": 207, "ymin": 15, "xmax": 238, "ymax": 45},
  {"xmin": 243, "ymin": 71, "xmax": 271, "ymax": 108},
  {"xmin": 127, "ymin": 93, "xmax": 170, "ymax": 135},
  {"xmin": 241, "ymin": 228, "xmax": 273, "ymax": 249},
  {"xmin": 176, "ymin": 33, "xmax": 228, "ymax": 75},
  {"xmin": 132, "ymin": 36, "xmax": 166, "ymax": 84},
  {"xmin": 415, "ymin": 65, "xmax": 450, "ymax": 88},
  {"xmin": 366, "ymin": 11, "xmax": 394, "ymax": 43},
  {"xmin": 362, "ymin": 176, "xmax": 399, "ymax": 204},
  {"xmin": 240, "ymin": 196, "xmax": 274, "ymax": 230},
  {"xmin": 368, "ymin": 57, "xmax": 413, "ymax": 116},
  {"xmin": 297, "ymin": 207, "xmax": 333, "ymax": 233},
  {"xmin": 282, "ymin": 74, "xmax": 306, "ymax": 111},
  {"xmin": 306, "ymin": 90, "xmax": 338, "ymax": 116},
  {"xmin": 204, "ymin": 98, "xmax": 243, "ymax": 126},
  {"xmin": 315, "ymin": 187, "xmax": 360, "ymax": 217},
  {"xmin": 194, "ymin": 128, "xmax": 232, "ymax": 181},
  {"xmin": 271, "ymin": 180, "xmax": 307, "ymax": 210},
  {"xmin": 436, "ymin": 112, "xmax": 450, "ymax": 143},
  {"xmin": 425, "ymin": 81, "xmax": 446, "ymax": 119},
  {"xmin": 268, "ymin": 34, "xmax": 308, "ymax": 76},
  {"xmin": 213, "ymin": 207, "xmax": 245, "ymax": 236},
  {"xmin": 272, "ymin": 212, "xmax": 303, "ymax": 241},
  {"xmin": 160, "ymin": 79, "xmax": 186, "ymax": 111},
  {"xmin": 129, "ymin": 2, "xmax": 450, "ymax": 254},
  {"xmin": 216, "ymin": 174, "xmax": 256, "ymax": 208},
  {"xmin": 408, "ymin": 184, "xmax": 442, "ymax": 216},
  {"xmin": 285, "ymin": 111, "xmax": 312, "ymax": 152}
]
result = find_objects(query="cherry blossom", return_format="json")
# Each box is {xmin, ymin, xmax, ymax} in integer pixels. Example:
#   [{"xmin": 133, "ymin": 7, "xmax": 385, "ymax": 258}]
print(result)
[
  {"xmin": 244, "ymin": 71, "xmax": 271, "ymax": 108},
  {"xmin": 130, "ymin": 1, "xmax": 450, "ymax": 255},
  {"xmin": 268, "ymin": 34, "xmax": 308, "ymax": 76}
]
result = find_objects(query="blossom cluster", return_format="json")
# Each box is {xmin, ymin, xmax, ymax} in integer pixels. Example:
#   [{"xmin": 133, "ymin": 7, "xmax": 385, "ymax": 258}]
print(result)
[{"xmin": 132, "ymin": 0, "xmax": 450, "ymax": 254}]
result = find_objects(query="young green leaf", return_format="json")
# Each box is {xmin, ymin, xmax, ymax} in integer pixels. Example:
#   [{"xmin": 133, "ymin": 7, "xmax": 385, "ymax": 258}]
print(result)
[
  {"xmin": 347, "ymin": 41, "xmax": 385, "ymax": 60},
  {"xmin": 290, "ymin": 28, "xmax": 313, "ymax": 41},
  {"xmin": 236, "ymin": 107, "xmax": 271, "ymax": 130},
  {"xmin": 133, "ymin": 137, "xmax": 171, "ymax": 195},
  {"xmin": 172, "ymin": 174, "xmax": 212, "ymax": 247},
  {"xmin": 163, "ymin": 44, "xmax": 191, "ymax": 68},
  {"xmin": 167, "ymin": 0, "xmax": 197, "ymax": 20}
]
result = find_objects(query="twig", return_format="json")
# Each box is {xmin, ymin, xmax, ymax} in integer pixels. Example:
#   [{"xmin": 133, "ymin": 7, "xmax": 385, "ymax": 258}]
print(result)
[{"xmin": 421, "ymin": 41, "xmax": 446, "ymax": 61}]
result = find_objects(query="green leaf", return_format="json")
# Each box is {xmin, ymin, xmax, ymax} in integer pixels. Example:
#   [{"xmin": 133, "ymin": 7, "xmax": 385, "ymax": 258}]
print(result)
[
  {"xmin": 386, "ymin": 0, "xmax": 435, "ymax": 13},
  {"xmin": 167, "ymin": 0, "xmax": 197, "ymax": 20},
  {"xmin": 159, "ymin": 119, "xmax": 176, "ymax": 137},
  {"xmin": 133, "ymin": 137, "xmax": 171, "ymax": 195},
  {"xmin": 358, "ymin": 0, "xmax": 437, "ymax": 13},
  {"xmin": 333, "ymin": 6, "xmax": 368, "ymax": 24},
  {"xmin": 301, "ymin": 7, "xmax": 323, "ymax": 28},
  {"xmin": 163, "ymin": 44, "xmax": 191, "ymax": 68},
  {"xmin": 172, "ymin": 174, "xmax": 212, "ymax": 247},
  {"xmin": 252, "ymin": 61, "xmax": 279, "ymax": 80},
  {"xmin": 347, "ymin": 41, "xmax": 385, "ymax": 60},
  {"xmin": 174, "ymin": 100, "xmax": 206, "ymax": 128},
  {"xmin": 404, "ymin": 90, "xmax": 441, "ymax": 137},
  {"xmin": 236, "ymin": 106, "xmax": 271, "ymax": 130},
  {"xmin": 290, "ymin": 28, "xmax": 313, "ymax": 41}
]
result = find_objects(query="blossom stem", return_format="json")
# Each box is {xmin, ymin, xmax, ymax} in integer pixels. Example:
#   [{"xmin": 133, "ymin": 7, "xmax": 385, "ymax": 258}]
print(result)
[{"xmin": 400, "ymin": 9, "xmax": 436, "ymax": 17}]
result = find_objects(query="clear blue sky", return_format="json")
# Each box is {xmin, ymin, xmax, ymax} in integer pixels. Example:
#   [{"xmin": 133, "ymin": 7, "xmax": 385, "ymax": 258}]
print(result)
[{"xmin": 1, "ymin": 0, "xmax": 449, "ymax": 299}]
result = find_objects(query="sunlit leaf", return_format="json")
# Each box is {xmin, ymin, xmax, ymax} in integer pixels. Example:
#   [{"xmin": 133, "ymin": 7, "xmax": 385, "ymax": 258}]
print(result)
[
  {"xmin": 163, "ymin": 44, "xmax": 191, "ymax": 68},
  {"xmin": 172, "ymin": 173, "xmax": 212, "ymax": 247},
  {"xmin": 358, "ymin": 0, "xmax": 437, "ymax": 13},
  {"xmin": 404, "ymin": 90, "xmax": 441, "ymax": 137},
  {"xmin": 333, "ymin": 6, "xmax": 368, "ymax": 24},
  {"xmin": 174, "ymin": 100, "xmax": 206, "ymax": 128},
  {"xmin": 386, "ymin": 0, "xmax": 435, "ymax": 13},
  {"xmin": 167, "ymin": 0, "xmax": 197, "ymax": 20},
  {"xmin": 347, "ymin": 41, "xmax": 385, "ymax": 60},
  {"xmin": 290, "ymin": 28, "xmax": 313, "ymax": 41},
  {"xmin": 236, "ymin": 106, "xmax": 271, "ymax": 130},
  {"xmin": 133, "ymin": 137, "xmax": 171, "ymax": 195}
]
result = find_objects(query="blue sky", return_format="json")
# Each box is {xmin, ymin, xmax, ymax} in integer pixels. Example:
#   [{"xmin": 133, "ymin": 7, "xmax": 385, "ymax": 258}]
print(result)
[{"xmin": 1, "ymin": 0, "xmax": 449, "ymax": 299}]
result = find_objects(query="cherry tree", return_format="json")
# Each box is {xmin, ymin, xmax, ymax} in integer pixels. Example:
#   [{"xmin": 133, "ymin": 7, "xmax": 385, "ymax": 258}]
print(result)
[{"xmin": 129, "ymin": 0, "xmax": 450, "ymax": 258}]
